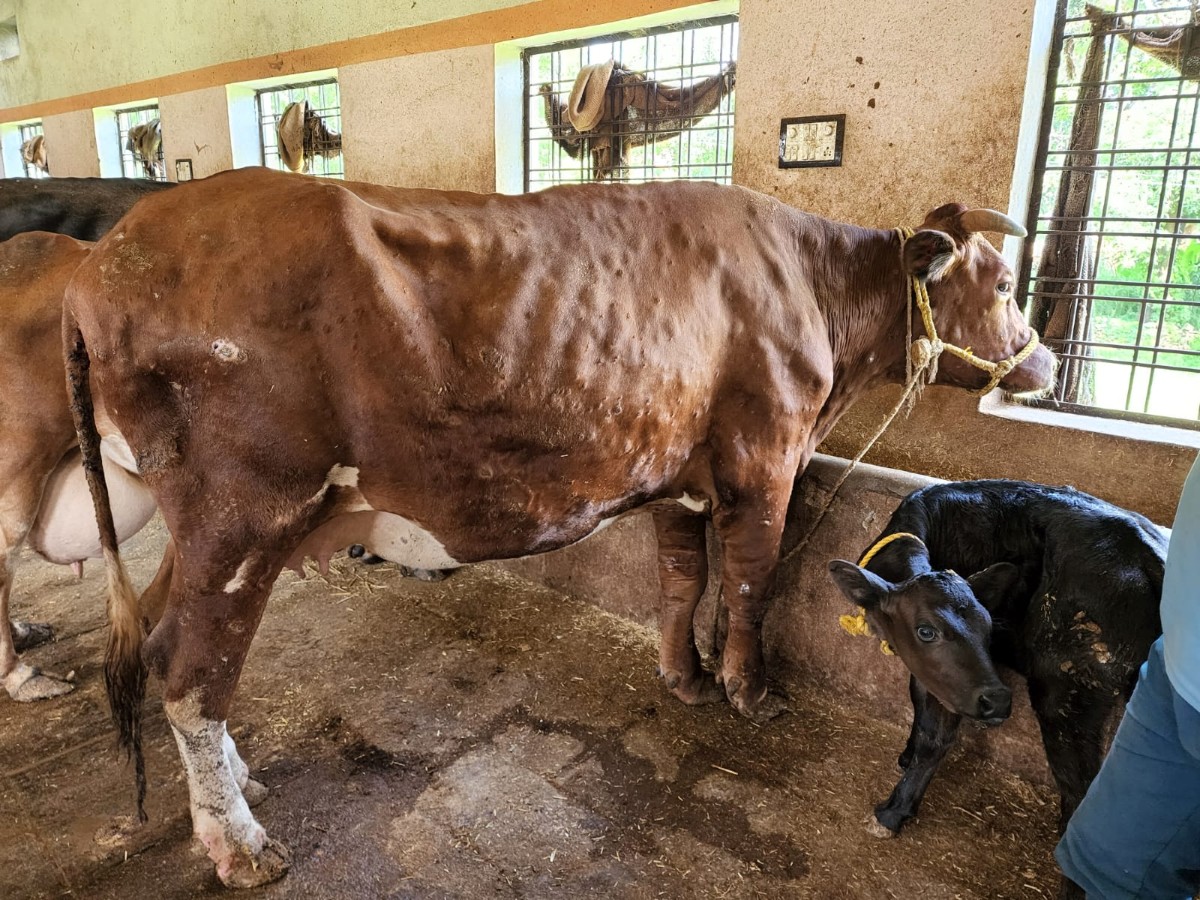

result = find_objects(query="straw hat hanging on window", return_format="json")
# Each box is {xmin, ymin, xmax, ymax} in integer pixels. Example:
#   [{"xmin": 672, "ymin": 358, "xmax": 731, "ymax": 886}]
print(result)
[
  {"xmin": 540, "ymin": 59, "xmax": 736, "ymax": 181},
  {"xmin": 20, "ymin": 135, "xmax": 48, "ymax": 174},
  {"xmin": 126, "ymin": 119, "xmax": 163, "ymax": 179},
  {"xmin": 276, "ymin": 100, "xmax": 343, "ymax": 173}
]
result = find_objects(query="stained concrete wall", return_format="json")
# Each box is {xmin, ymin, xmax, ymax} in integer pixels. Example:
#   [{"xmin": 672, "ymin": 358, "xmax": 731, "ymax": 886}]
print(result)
[
  {"xmin": 340, "ymin": 45, "xmax": 496, "ymax": 191},
  {"xmin": 40, "ymin": 109, "xmax": 100, "ymax": 177},
  {"xmin": 159, "ymin": 86, "xmax": 234, "ymax": 181}
]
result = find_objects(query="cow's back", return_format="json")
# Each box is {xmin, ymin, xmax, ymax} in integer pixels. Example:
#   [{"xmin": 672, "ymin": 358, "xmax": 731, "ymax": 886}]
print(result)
[{"xmin": 66, "ymin": 168, "xmax": 836, "ymax": 558}]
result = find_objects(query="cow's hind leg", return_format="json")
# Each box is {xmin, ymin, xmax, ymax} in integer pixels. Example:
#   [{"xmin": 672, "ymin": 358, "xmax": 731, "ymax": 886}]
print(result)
[
  {"xmin": 0, "ymin": 519, "xmax": 73, "ymax": 702},
  {"xmin": 871, "ymin": 677, "xmax": 962, "ymax": 836},
  {"xmin": 653, "ymin": 508, "xmax": 721, "ymax": 705},
  {"xmin": 146, "ymin": 553, "xmax": 289, "ymax": 888}
]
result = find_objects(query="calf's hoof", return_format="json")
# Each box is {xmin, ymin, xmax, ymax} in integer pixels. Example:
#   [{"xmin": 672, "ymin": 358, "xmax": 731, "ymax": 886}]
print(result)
[
  {"xmin": 241, "ymin": 777, "xmax": 269, "ymax": 808},
  {"xmin": 11, "ymin": 621, "xmax": 54, "ymax": 653},
  {"xmin": 658, "ymin": 667, "xmax": 724, "ymax": 706},
  {"xmin": 5, "ymin": 664, "xmax": 75, "ymax": 702},
  {"xmin": 864, "ymin": 815, "xmax": 898, "ymax": 839},
  {"xmin": 724, "ymin": 675, "xmax": 788, "ymax": 723},
  {"xmin": 217, "ymin": 837, "xmax": 291, "ymax": 889}
]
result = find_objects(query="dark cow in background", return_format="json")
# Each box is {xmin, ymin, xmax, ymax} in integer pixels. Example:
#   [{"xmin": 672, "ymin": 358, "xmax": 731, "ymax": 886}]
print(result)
[
  {"xmin": 0, "ymin": 233, "xmax": 164, "ymax": 702},
  {"xmin": 828, "ymin": 480, "xmax": 1165, "ymax": 899},
  {"xmin": 0, "ymin": 178, "xmax": 176, "ymax": 699},
  {"xmin": 65, "ymin": 169, "xmax": 1054, "ymax": 887},
  {"xmin": 0, "ymin": 177, "xmax": 174, "ymax": 243}
]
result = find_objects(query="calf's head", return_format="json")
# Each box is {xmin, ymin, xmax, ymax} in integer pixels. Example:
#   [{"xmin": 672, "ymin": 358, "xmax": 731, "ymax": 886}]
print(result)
[
  {"xmin": 904, "ymin": 203, "xmax": 1056, "ymax": 395},
  {"xmin": 828, "ymin": 559, "xmax": 1020, "ymax": 724}
]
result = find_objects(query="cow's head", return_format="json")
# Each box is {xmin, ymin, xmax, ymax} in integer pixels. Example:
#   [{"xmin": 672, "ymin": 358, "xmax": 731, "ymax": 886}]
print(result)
[
  {"xmin": 903, "ymin": 203, "xmax": 1056, "ymax": 395},
  {"xmin": 827, "ymin": 559, "xmax": 1019, "ymax": 724}
]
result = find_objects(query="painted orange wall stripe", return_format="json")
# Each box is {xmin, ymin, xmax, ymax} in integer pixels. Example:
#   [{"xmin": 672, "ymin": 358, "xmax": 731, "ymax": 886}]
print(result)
[{"xmin": 1, "ymin": 0, "xmax": 703, "ymax": 122}]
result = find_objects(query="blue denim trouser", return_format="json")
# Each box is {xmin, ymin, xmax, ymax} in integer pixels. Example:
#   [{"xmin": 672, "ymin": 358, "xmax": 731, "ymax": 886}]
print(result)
[{"xmin": 1056, "ymin": 637, "xmax": 1200, "ymax": 899}]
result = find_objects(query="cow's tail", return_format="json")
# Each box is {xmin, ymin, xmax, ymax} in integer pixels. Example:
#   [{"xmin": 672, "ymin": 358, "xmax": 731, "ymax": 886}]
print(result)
[{"xmin": 64, "ymin": 316, "xmax": 148, "ymax": 823}]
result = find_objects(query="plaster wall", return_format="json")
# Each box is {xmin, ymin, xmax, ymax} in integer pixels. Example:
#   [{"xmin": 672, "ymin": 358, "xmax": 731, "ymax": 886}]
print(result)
[
  {"xmin": 40, "ymin": 109, "xmax": 99, "ymax": 177},
  {"xmin": 159, "ymin": 86, "xmax": 234, "ymax": 181},
  {"xmin": 340, "ymin": 45, "xmax": 496, "ymax": 191},
  {"xmin": 0, "ymin": 0, "xmax": 527, "ymax": 109}
]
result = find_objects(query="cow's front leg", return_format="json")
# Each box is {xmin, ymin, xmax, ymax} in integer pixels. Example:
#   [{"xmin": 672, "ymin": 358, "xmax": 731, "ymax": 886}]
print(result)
[
  {"xmin": 871, "ymin": 677, "xmax": 961, "ymax": 836},
  {"xmin": 653, "ymin": 508, "xmax": 721, "ymax": 705},
  {"xmin": 711, "ymin": 486, "xmax": 790, "ymax": 722},
  {"xmin": 146, "ymin": 556, "xmax": 289, "ymax": 888}
]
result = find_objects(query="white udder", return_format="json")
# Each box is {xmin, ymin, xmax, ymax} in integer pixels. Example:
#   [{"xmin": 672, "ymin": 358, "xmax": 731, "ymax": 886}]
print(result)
[
  {"xmin": 287, "ymin": 509, "xmax": 462, "ymax": 575},
  {"xmin": 28, "ymin": 442, "xmax": 156, "ymax": 565}
]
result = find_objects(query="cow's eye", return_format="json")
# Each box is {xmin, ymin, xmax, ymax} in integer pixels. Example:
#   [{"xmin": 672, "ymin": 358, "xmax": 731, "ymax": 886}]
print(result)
[
  {"xmin": 916, "ymin": 624, "xmax": 938, "ymax": 642},
  {"xmin": 997, "ymin": 281, "xmax": 1013, "ymax": 295}
]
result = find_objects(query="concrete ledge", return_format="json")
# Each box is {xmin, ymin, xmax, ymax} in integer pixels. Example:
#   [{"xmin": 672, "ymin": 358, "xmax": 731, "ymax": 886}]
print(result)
[{"xmin": 499, "ymin": 453, "xmax": 1053, "ymax": 786}]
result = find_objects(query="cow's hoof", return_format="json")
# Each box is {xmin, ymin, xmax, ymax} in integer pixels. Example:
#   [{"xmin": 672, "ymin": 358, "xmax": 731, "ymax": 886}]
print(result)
[
  {"xmin": 398, "ymin": 565, "xmax": 451, "ymax": 582},
  {"xmin": 5, "ymin": 664, "xmax": 75, "ymax": 702},
  {"xmin": 864, "ymin": 815, "xmax": 897, "ymax": 839},
  {"xmin": 724, "ymin": 676, "xmax": 788, "ymax": 723},
  {"xmin": 659, "ymin": 668, "xmax": 724, "ymax": 706},
  {"xmin": 241, "ymin": 777, "xmax": 269, "ymax": 808},
  {"xmin": 218, "ymin": 837, "xmax": 291, "ymax": 889},
  {"xmin": 11, "ymin": 621, "xmax": 54, "ymax": 653}
]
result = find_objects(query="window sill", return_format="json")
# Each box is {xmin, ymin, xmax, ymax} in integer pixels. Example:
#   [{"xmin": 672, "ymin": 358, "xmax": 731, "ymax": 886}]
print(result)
[{"xmin": 978, "ymin": 393, "xmax": 1200, "ymax": 450}]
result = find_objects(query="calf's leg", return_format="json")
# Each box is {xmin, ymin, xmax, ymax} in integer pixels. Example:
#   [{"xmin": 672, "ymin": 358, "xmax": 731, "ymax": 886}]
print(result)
[
  {"xmin": 653, "ymin": 508, "xmax": 721, "ymax": 705},
  {"xmin": 871, "ymin": 677, "xmax": 962, "ymax": 836},
  {"xmin": 145, "ymin": 552, "xmax": 289, "ymax": 888}
]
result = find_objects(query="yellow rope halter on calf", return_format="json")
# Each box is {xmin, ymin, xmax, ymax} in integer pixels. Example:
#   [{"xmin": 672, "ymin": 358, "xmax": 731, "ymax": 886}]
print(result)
[{"xmin": 837, "ymin": 532, "xmax": 927, "ymax": 657}]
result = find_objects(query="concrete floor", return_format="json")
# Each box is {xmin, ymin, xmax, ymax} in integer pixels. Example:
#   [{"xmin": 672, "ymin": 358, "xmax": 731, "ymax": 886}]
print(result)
[{"xmin": 1, "ymin": 519, "xmax": 1063, "ymax": 899}]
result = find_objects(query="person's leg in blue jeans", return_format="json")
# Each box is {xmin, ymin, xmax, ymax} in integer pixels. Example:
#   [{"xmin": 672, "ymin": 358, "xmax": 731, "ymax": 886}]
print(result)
[{"xmin": 1056, "ymin": 637, "xmax": 1200, "ymax": 899}]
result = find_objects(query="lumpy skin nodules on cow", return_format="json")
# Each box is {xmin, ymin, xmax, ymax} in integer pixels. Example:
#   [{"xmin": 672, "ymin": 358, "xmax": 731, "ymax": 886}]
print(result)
[{"xmin": 63, "ymin": 168, "xmax": 1054, "ymax": 888}]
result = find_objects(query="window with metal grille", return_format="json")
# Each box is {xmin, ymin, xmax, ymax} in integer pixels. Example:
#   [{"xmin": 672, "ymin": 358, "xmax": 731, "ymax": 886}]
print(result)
[
  {"xmin": 1020, "ymin": 0, "xmax": 1200, "ymax": 429},
  {"xmin": 256, "ymin": 79, "xmax": 344, "ymax": 178},
  {"xmin": 116, "ymin": 105, "xmax": 165, "ymax": 181},
  {"xmin": 523, "ymin": 15, "xmax": 738, "ymax": 192},
  {"xmin": 18, "ymin": 121, "xmax": 45, "ymax": 178}
]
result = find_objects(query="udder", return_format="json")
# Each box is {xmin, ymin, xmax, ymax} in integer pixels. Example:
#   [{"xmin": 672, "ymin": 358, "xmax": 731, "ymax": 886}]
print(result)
[{"xmin": 28, "ymin": 448, "xmax": 157, "ymax": 566}]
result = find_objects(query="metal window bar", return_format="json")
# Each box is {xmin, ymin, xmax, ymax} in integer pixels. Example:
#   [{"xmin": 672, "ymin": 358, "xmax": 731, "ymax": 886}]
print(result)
[
  {"xmin": 521, "ymin": 15, "xmax": 738, "ymax": 192},
  {"xmin": 115, "ymin": 105, "xmax": 166, "ymax": 181},
  {"xmin": 18, "ymin": 121, "xmax": 46, "ymax": 178},
  {"xmin": 255, "ymin": 79, "xmax": 344, "ymax": 179},
  {"xmin": 1017, "ymin": 0, "xmax": 1200, "ymax": 428}
]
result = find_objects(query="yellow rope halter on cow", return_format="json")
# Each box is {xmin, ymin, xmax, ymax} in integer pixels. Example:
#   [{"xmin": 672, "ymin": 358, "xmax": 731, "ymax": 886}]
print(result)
[
  {"xmin": 837, "ymin": 532, "xmax": 927, "ymax": 656},
  {"xmin": 898, "ymin": 227, "xmax": 1041, "ymax": 397}
]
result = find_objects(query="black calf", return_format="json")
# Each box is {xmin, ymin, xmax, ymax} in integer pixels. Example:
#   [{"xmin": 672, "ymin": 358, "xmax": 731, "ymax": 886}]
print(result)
[{"xmin": 828, "ymin": 480, "xmax": 1165, "ymax": 896}]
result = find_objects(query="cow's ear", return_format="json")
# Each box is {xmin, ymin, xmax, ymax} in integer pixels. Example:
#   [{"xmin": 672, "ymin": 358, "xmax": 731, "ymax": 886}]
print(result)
[
  {"xmin": 903, "ymin": 229, "xmax": 957, "ymax": 283},
  {"xmin": 827, "ymin": 560, "xmax": 892, "ymax": 609},
  {"xmin": 966, "ymin": 562, "xmax": 1022, "ymax": 612}
]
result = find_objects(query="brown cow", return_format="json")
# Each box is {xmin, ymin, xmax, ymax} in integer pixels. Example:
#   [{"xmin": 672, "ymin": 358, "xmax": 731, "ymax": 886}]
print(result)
[
  {"xmin": 64, "ymin": 168, "xmax": 1054, "ymax": 887},
  {"xmin": 0, "ymin": 233, "xmax": 163, "ymax": 702}
]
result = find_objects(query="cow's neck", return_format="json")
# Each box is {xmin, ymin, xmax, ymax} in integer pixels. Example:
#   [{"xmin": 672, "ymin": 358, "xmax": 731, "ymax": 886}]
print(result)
[{"xmin": 806, "ymin": 224, "xmax": 912, "ymax": 445}]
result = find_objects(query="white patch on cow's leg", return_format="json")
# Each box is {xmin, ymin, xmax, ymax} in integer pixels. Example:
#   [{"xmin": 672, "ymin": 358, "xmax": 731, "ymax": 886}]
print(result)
[
  {"xmin": 223, "ymin": 559, "xmax": 254, "ymax": 595},
  {"xmin": 324, "ymin": 465, "xmax": 359, "ymax": 488},
  {"xmin": 222, "ymin": 729, "xmax": 268, "ymax": 807},
  {"xmin": 166, "ymin": 696, "xmax": 289, "ymax": 887},
  {"xmin": 676, "ymin": 493, "xmax": 709, "ymax": 513}
]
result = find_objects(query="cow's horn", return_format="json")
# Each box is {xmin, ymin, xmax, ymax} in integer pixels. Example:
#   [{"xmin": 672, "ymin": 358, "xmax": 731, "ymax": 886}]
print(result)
[{"xmin": 958, "ymin": 209, "xmax": 1027, "ymax": 238}]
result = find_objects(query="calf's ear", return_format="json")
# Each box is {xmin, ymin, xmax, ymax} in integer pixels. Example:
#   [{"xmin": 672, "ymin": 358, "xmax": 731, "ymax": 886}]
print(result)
[
  {"xmin": 827, "ymin": 560, "xmax": 892, "ymax": 608},
  {"xmin": 903, "ymin": 229, "xmax": 957, "ymax": 283},
  {"xmin": 966, "ymin": 562, "xmax": 1022, "ymax": 611}
]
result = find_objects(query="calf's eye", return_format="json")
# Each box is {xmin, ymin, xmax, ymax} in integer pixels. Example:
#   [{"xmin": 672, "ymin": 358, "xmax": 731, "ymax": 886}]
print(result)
[
  {"xmin": 997, "ymin": 281, "xmax": 1013, "ymax": 295},
  {"xmin": 916, "ymin": 624, "xmax": 938, "ymax": 642}
]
